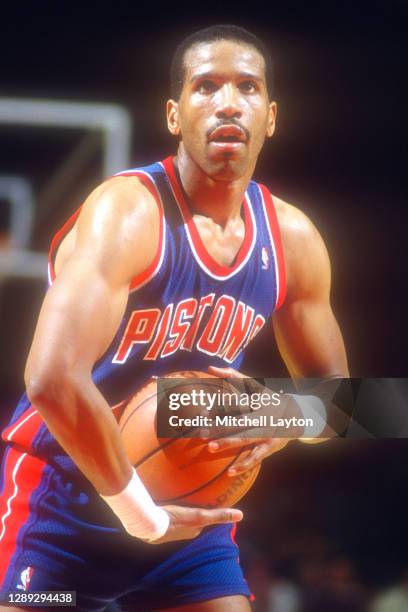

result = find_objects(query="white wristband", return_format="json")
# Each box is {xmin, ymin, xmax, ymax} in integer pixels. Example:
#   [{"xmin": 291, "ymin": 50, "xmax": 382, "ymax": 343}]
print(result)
[
  {"xmin": 286, "ymin": 394, "xmax": 327, "ymax": 438},
  {"xmin": 100, "ymin": 468, "xmax": 170, "ymax": 541}
]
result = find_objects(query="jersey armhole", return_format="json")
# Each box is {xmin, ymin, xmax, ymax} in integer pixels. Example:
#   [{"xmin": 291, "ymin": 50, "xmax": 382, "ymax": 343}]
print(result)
[
  {"xmin": 114, "ymin": 171, "xmax": 166, "ymax": 292},
  {"xmin": 48, "ymin": 207, "xmax": 82, "ymax": 285},
  {"xmin": 258, "ymin": 184, "xmax": 287, "ymax": 310},
  {"xmin": 47, "ymin": 172, "xmax": 165, "ymax": 292}
]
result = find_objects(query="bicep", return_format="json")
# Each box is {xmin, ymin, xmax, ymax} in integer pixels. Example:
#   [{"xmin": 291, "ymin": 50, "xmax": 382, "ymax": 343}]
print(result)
[
  {"xmin": 26, "ymin": 255, "xmax": 129, "ymax": 385},
  {"xmin": 25, "ymin": 176, "xmax": 159, "ymax": 387},
  {"xmin": 273, "ymin": 201, "xmax": 349, "ymax": 379}
]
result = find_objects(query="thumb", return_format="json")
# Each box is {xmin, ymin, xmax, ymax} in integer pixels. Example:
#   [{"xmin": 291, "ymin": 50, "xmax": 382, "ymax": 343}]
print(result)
[
  {"xmin": 208, "ymin": 366, "xmax": 244, "ymax": 378},
  {"xmin": 194, "ymin": 507, "xmax": 244, "ymax": 526}
]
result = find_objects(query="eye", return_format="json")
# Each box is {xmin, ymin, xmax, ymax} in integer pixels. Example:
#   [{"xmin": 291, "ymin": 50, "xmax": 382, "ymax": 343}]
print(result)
[
  {"xmin": 239, "ymin": 80, "xmax": 257, "ymax": 93},
  {"xmin": 197, "ymin": 80, "xmax": 218, "ymax": 94}
]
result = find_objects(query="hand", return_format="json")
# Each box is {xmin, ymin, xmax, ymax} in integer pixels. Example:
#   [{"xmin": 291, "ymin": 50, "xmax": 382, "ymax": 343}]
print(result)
[
  {"xmin": 207, "ymin": 365, "xmax": 292, "ymax": 474},
  {"xmin": 147, "ymin": 504, "xmax": 243, "ymax": 544},
  {"xmin": 208, "ymin": 436, "xmax": 290, "ymax": 475}
]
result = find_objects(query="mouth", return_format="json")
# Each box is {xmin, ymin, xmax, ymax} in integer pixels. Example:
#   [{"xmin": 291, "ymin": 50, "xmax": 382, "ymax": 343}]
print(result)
[{"xmin": 208, "ymin": 124, "xmax": 247, "ymax": 144}]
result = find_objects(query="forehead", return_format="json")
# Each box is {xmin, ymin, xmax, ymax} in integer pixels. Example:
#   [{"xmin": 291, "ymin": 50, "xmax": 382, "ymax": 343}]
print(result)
[{"xmin": 183, "ymin": 39, "xmax": 266, "ymax": 80}]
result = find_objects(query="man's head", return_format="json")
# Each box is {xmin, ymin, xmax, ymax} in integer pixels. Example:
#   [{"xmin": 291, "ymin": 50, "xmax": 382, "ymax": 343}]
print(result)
[
  {"xmin": 170, "ymin": 25, "xmax": 274, "ymax": 101},
  {"xmin": 167, "ymin": 25, "xmax": 277, "ymax": 181}
]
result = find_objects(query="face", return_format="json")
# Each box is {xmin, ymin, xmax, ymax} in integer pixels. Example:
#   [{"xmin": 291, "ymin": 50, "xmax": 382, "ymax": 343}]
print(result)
[{"xmin": 167, "ymin": 39, "xmax": 277, "ymax": 181}]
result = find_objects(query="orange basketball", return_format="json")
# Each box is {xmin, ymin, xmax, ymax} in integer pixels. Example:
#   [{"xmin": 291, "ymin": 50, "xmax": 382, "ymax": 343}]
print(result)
[{"xmin": 116, "ymin": 371, "xmax": 260, "ymax": 508}]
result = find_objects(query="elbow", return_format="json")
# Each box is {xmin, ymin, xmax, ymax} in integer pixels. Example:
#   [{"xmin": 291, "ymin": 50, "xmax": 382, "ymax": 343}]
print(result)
[
  {"xmin": 24, "ymin": 366, "xmax": 94, "ymax": 443},
  {"xmin": 25, "ymin": 371, "xmax": 63, "ymax": 412},
  {"xmin": 25, "ymin": 374, "xmax": 58, "ymax": 409},
  {"xmin": 25, "ymin": 366, "xmax": 84, "ymax": 414}
]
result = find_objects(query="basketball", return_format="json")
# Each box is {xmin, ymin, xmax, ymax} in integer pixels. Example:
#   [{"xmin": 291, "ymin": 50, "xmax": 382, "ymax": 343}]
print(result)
[{"xmin": 117, "ymin": 371, "xmax": 260, "ymax": 509}]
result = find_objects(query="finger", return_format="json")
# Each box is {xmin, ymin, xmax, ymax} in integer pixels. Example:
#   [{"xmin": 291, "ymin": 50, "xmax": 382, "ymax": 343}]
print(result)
[
  {"xmin": 208, "ymin": 366, "xmax": 263, "ymax": 393},
  {"xmin": 228, "ymin": 443, "xmax": 270, "ymax": 475},
  {"xmin": 208, "ymin": 437, "xmax": 265, "ymax": 452},
  {"xmin": 228, "ymin": 439, "xmax": 290, "ymax": 475},
  {"xmin": 207, "ymin": 366, "xmax": 248, "ymax": 395},
  {"xmin": 208, "ymin": 367, "xmax": 267, "ymax": 403},
  {"xmin": 187, "ymin": 507, "xmax": 244, "ymax": 526},
  {"xmin": 208, "ymin": 367, "xmax": 265, "ymax": 397},
  {"xmin": 208, "ymin": 366, "xmax": 245, "ymax": 378}
]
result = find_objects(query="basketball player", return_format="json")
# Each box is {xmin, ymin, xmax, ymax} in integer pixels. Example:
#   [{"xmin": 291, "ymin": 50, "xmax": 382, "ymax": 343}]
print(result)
[{"xmin": 0, "ymin": 25, "xmax": 348, "ymax": 611}]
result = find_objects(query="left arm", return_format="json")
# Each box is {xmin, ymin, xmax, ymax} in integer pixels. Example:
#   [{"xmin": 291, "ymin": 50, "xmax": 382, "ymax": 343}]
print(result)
[
  {"xmin": 271, "ymin": 197, "xmax": 348, "ymax": 381},
  {"xmin": 209, "ymin": 197, "xmax": 349, "ymax": 470}
]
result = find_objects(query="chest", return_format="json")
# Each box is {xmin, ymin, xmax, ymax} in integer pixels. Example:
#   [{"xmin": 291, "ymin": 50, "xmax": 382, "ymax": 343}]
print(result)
[{"xmin": 192, "ymin": 214, "xmax": 246, "ymax": 267}]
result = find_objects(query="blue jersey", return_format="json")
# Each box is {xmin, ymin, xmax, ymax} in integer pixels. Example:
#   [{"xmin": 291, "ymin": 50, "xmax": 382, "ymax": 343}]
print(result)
[
  {"xmin": 2, "ymin": 156, "xmax": 286, "ymax": 473},
  {"xmin": 0, "ymin": 157, "xmax": 286, "ymax": 607}
]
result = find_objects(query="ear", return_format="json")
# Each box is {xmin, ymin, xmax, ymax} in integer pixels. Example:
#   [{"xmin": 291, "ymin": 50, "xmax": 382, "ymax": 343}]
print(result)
[
  {"xmin": 266, "ymin": 101, "xmax": 277, "ymax": 138},
  {"xmin": 167, "ymin": 99, "xmax": 180, "ymax": 136}
]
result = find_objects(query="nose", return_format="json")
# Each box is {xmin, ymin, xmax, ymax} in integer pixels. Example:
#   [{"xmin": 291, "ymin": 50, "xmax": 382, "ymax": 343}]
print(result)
[{"xmin": 215, "ymin": 83, "xmax": 242, "ymax": 120}]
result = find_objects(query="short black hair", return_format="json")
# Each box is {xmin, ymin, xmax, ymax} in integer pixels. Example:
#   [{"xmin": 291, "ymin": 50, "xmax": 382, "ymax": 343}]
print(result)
[{"xmin": 170, "ymin": 24, "xmax": 273, "ymax": 100}]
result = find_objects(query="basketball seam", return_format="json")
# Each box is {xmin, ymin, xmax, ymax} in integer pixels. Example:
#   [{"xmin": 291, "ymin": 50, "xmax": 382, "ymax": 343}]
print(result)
[
  {"xmin": 150, "ymin": 448, "xmax": 252, "ymax": 504},
  {"xmin": 118, "ymin": 375, "xmax": 257, "ymax": 505},
  {"xmin": 119, "ymin": 378, "xmax": 234, "ymax": 467}
]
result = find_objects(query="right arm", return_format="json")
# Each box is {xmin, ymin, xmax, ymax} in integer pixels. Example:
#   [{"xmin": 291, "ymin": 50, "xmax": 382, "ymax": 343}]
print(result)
[
  {"xmin": 25, "ymin": 176, "xmax": 157, "ymax": 494},
  {"xmin": 25, "ymin": 176, "xmax": 241, "ymax": 541}
]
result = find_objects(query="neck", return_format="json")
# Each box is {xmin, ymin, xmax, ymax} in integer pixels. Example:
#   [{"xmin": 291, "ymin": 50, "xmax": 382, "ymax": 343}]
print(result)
[{"xmin": 174, "ymin": 145, "xmax": 254, "ymax": 226}]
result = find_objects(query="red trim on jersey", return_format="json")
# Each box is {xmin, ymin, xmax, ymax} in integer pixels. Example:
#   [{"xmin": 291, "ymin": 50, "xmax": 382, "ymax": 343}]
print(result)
[
  {"xmin": 259, "ymin": 184, "xmax": 287, "ymax": 310},
  {"xmin": 117, "ymin": 172, "xmax": 165, "ymax": 292},
  {"xmin": 230, "ymin": 522, "xmax": 238, "ymax": 546},
  {"xmin": 1, "ymin": 407, "xmax": 43, "ymax": 447},
  {"xmin": 162, "ymin": 156, "xmax": 255, "ymax": 279},
  {"xmin": 230, "ymin": 523, "xmax": 256, "ymax": 601},
  {"xmin": 0, "ymin": 449, "xmax": 46, "ymax": 585},
  {"xmin": 48, "ymin": 208, "xmax": 82, "ymax": 283}
]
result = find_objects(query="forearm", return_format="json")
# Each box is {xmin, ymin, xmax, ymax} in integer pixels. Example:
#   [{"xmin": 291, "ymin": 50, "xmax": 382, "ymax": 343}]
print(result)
[
  {"xmin": 273, "ymin": 304, "xmax": 349, "ymax": 381},
  {"xmin": 290, "ymin": 375, "xmax": 354, "ymax": 443},
  {"xmin": 26, "ymin": 372, "xmax": 132, "ymax": 495}
]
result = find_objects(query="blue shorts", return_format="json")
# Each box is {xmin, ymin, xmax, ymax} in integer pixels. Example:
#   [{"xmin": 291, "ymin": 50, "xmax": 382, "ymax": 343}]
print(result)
[{"xmin": 0, "ymin": 446, "xmax": 250, "ymax": 611}]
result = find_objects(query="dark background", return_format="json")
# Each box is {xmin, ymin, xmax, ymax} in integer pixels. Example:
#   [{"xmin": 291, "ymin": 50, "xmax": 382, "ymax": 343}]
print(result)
[{"xmin": 0, "ymin": 0, "xmax": 407, "ymax": 602}]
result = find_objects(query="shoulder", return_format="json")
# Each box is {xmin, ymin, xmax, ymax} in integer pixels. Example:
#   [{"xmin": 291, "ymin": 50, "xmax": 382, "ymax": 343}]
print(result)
[
  {"xmin": 272, "ymin": 195, "xmax": 323, "ymax": 256},
  {"xmin": 79, "ymin": 174, "xmax": 160, "ymax": 230},
  {"xmin": 272, "ymin": 194, "xmax": 331, "ymax": 299},
  {"xmin": 54, "ymin": 175, "xmax": 161, "ymax": 280}
]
